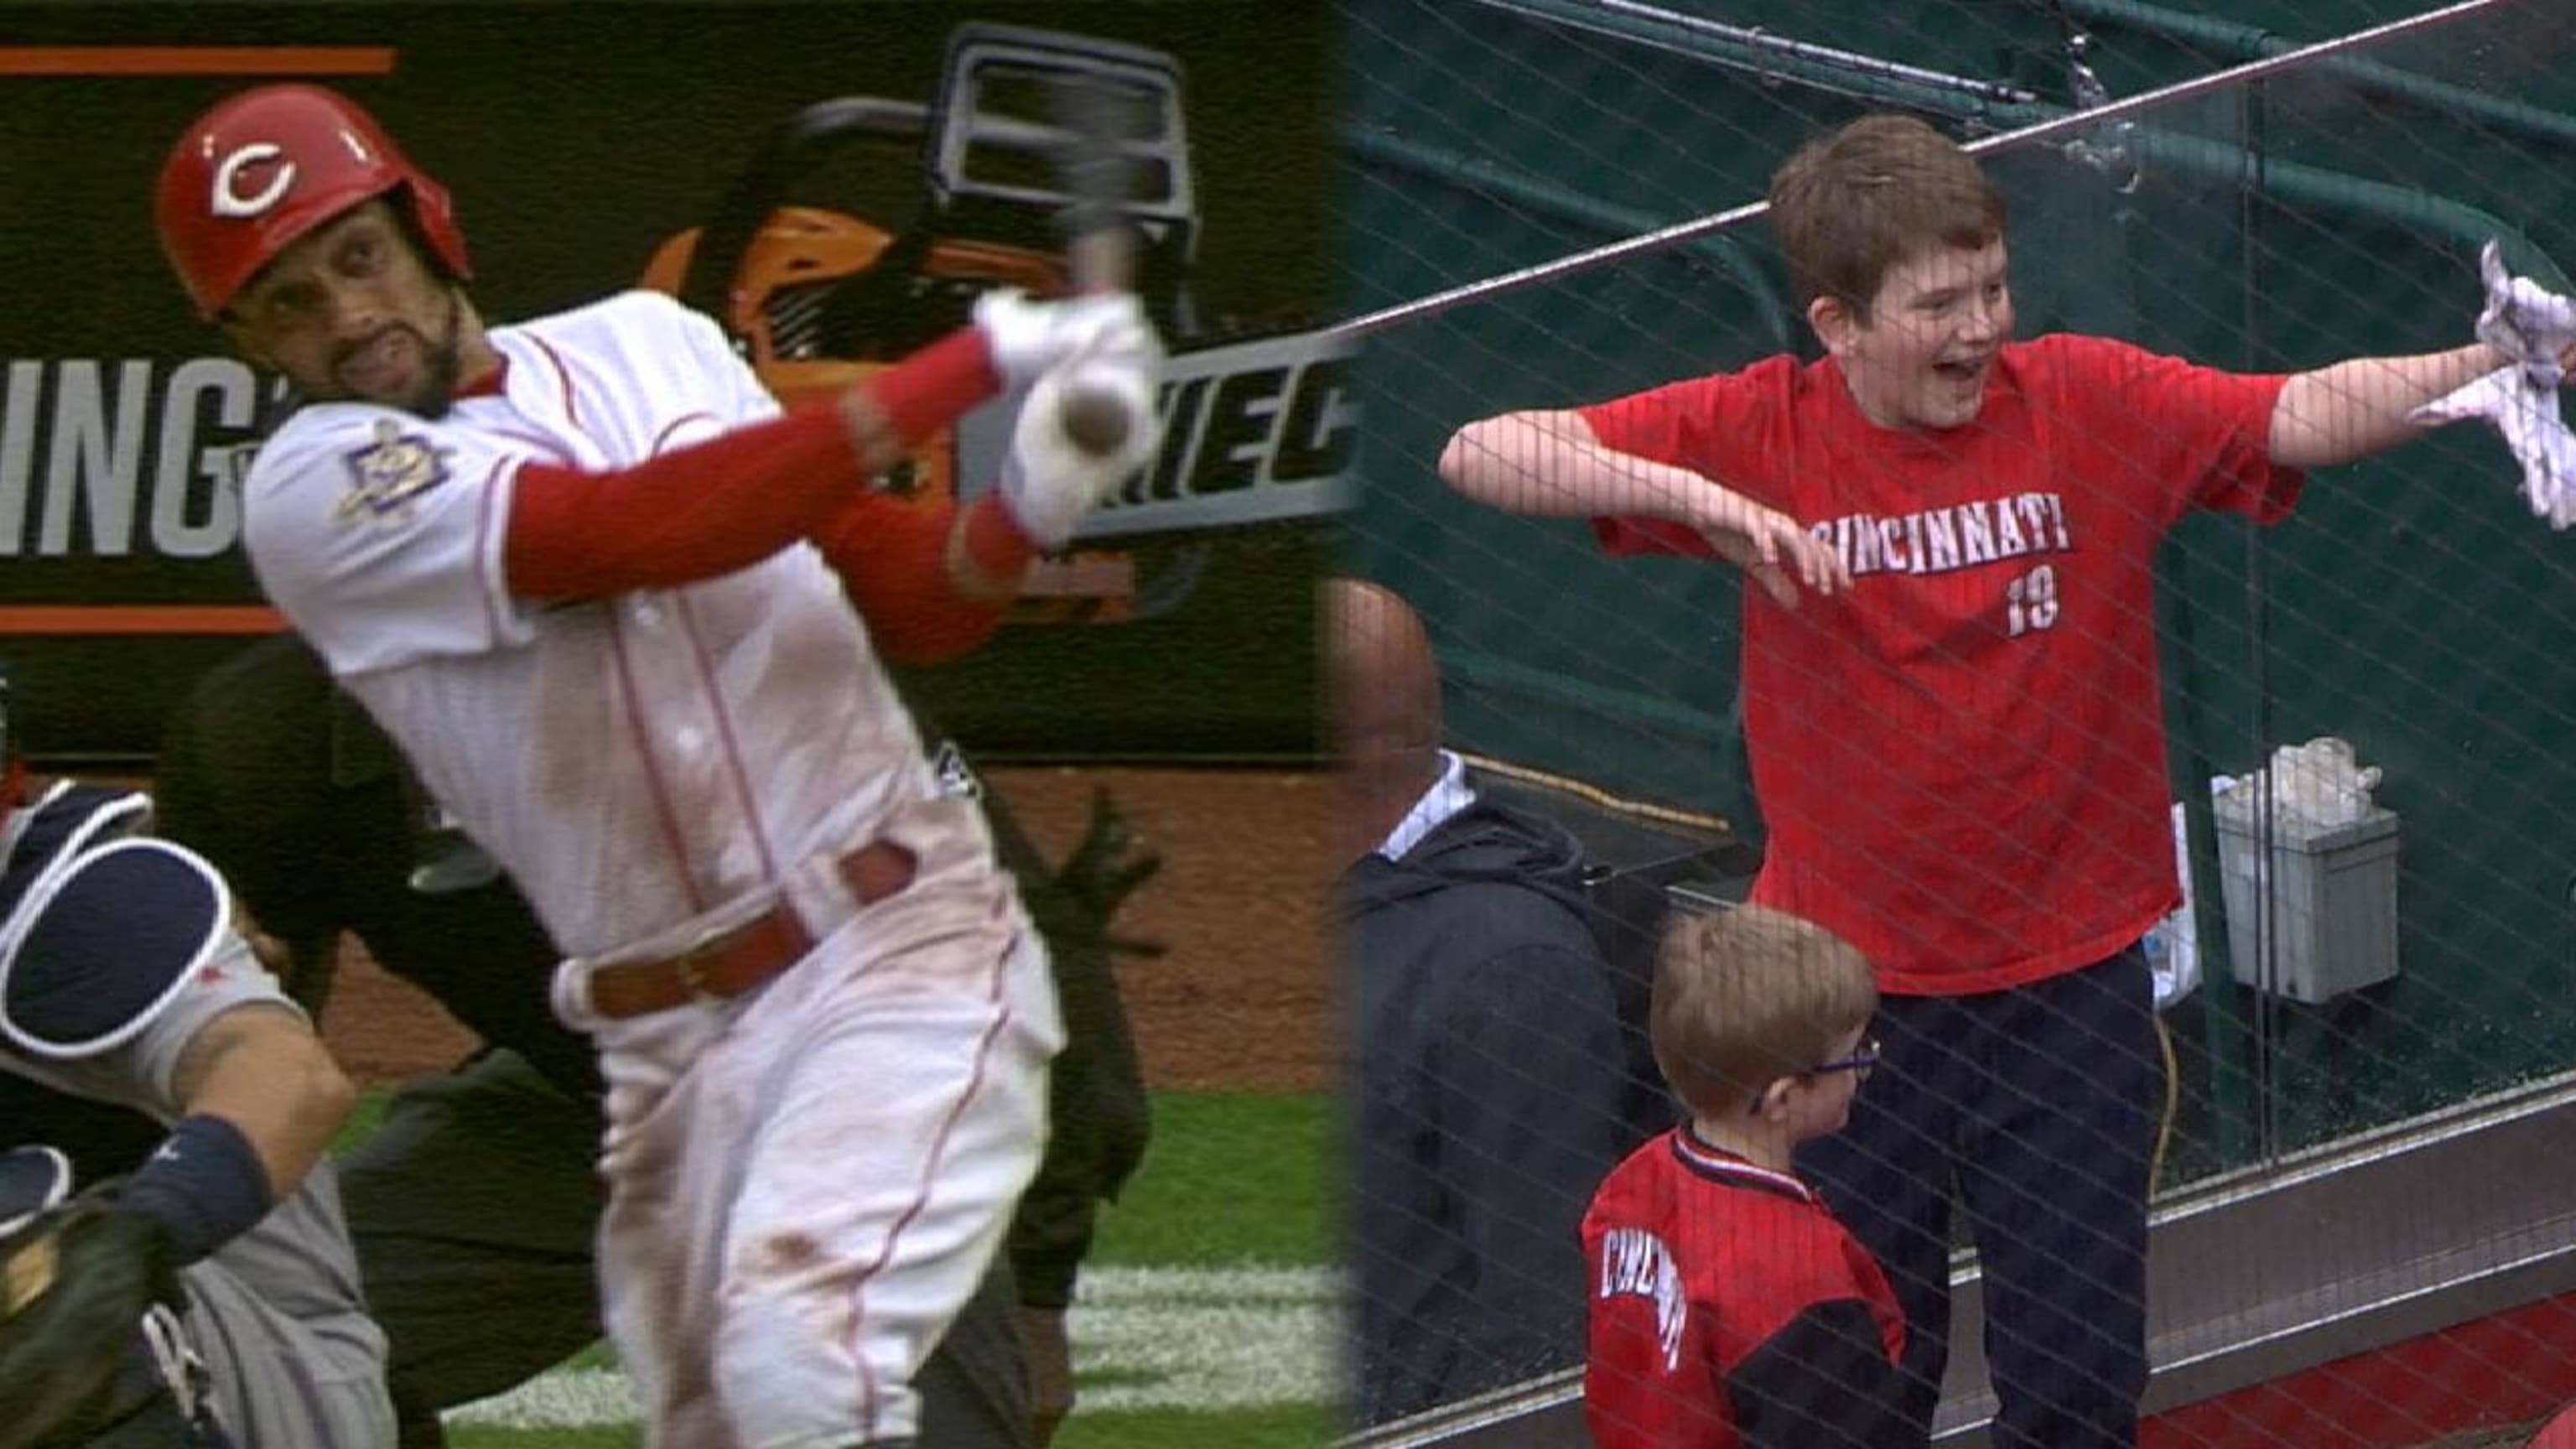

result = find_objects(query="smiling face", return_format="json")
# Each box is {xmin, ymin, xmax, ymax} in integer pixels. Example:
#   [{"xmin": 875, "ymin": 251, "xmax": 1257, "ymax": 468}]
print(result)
[
  {"xmin": 1768, "ymin": 114, "xmax": 2012, "ymax": 433},
  {"xmin": 1815, "ymin": 239, "xmax": 2014, "ymax": 433},
  {"xmin": 221, "ymin": 199, "xmax": 492, "ymax": 417}
]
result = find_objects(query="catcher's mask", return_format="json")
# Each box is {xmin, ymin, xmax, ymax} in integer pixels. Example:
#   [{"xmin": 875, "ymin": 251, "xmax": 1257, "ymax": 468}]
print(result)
[{"xmin": 156, "ymin": 83, "xmax": 471, "ymax": 320}]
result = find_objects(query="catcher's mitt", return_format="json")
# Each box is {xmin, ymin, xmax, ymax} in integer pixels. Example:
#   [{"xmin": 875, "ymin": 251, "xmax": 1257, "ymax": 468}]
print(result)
[{"xmin": 0, "ymin": 1182, "xmax": 184, "ymax": 1449}]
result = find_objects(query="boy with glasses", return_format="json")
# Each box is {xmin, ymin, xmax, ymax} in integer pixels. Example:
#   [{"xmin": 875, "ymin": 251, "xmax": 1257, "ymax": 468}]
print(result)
[{"xmin": 1581, "ymin": 904, "xmax": 1909, "ymax": 1448}]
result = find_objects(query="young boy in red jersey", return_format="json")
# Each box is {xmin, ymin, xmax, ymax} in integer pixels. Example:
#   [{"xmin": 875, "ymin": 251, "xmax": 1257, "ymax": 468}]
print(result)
[
  {"xmin": 1583, "ymin": 904, "xmax": 1905, "ymax": 1449},
  {"xmin": 1441, "ymin": 113, "xmax": 2568, "ymax": 1447}
]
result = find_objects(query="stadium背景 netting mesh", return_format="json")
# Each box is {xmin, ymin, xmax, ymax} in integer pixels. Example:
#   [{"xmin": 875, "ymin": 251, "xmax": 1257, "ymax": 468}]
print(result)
[{"xmin": 1329, "ymin": 2, "xmax": 2576, "ymax": 1443}]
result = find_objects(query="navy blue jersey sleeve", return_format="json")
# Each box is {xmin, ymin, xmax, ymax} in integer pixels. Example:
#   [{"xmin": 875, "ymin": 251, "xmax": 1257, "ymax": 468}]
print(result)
[{"xmin": 1727, "ymin": 1297, "xmax": 1912, "ymax": 1449}]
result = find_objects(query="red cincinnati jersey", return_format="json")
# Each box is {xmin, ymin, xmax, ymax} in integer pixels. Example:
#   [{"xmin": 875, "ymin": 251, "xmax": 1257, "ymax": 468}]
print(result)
[
  {"xmin": 1582, "ymin": 335, "xmax": 2303, "ymax": 993},
  {"xmin": 1582, "ymin": 1130, "xmax": 1908, "ymax": 1449}
]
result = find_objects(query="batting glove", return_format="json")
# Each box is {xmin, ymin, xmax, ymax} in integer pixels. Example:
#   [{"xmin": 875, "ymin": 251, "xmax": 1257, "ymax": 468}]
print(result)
[
  {"xmin": 973, "ymin": 288, "xmax": 1156, "ymax": 393},
  {"xmin": 997, "ymin": 330, "xmax": 1167, "ymax": 550}
]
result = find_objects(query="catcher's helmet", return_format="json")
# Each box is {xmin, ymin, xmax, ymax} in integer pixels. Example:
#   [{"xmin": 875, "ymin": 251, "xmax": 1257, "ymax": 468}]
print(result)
[{"xmin": 156, "ymin": 84, "xmax": 470, "ymax": 319}]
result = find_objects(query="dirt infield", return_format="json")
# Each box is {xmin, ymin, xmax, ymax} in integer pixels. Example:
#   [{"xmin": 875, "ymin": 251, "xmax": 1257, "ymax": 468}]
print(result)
[{"xmin": 319, "ymin": 766, "xmax": 1336, "ymax": 1093}]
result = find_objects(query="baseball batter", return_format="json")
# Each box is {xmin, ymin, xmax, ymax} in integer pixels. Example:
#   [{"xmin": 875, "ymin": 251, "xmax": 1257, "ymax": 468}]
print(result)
[
  {"xmin": 0, "ymin": 766, "xmax": 393, "ymax": 1446},
  {"xmin": 151, "ymin": 630, "xmax": 1162, "ymax": 1449},
  {"xmin": 156, "ymin": 83, "xmax": 1164, "ymax": 1449}
]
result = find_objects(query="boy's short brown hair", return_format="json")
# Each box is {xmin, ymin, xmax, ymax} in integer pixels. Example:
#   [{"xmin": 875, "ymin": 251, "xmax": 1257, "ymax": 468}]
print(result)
[
  {"xmin": 1768, "ymin": 112, "xmax": 2007, "ymax": 318},
  {"xmin": 1651, "ymin": 904, "xmax": 1877, "ymax": 1119}
]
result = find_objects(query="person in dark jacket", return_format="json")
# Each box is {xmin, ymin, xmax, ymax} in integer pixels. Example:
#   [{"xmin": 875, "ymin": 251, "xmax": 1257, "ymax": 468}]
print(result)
[
  {"xmin": 148, "ymin": 631, "xmax": 1156, "ymax": 1448},
  {"xmin": 1328, "ymin": 578, "xmax": 1641, "ymax": 1427}
]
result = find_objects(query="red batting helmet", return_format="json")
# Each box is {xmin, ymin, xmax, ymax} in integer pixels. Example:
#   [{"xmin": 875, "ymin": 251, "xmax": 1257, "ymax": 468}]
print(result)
[{"xmin": 156, "ymin": 84, "xmax": 471, "ymax": 319}]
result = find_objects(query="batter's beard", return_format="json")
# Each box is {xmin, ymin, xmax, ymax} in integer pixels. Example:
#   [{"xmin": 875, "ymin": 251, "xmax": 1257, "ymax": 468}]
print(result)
[
  {"xmin": 328, "ymin": 288, "xmax": 467, "ymax": 419},
  {"xmin": 400, "ymin": 288, "xmax": 469, "ymax": 420}
]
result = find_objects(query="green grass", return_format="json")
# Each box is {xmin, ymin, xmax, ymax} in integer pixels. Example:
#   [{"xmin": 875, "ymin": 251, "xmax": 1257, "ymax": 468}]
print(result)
[
  {"xmin": 404, "ymin": 1088, "xmax": 1338, "ymax": 1447},
  {"xmin": 449, "ymin": 1405, "xmax": 1342, "ymax": 1449},
  {"xmin": 1056, "ymin": 1401, "xmax": 1337, "ymax": 1449},
  {"xmin": 450, "ymin": 1430, "xmax": 636, "ymax": 1449},
  {"xmin": 1088, "ymin": 1089, "xmax": 1337, "ymax": 1266},
  {"xmin": 332, "ymin": 1088, "xmax": 389, "ymax": 1152}
]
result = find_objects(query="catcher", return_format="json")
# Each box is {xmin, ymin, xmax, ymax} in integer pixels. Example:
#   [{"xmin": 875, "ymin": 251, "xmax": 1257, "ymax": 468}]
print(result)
[{"xmin": 0, "ymin": 692, "xmax": 395, "ymax": 1446}]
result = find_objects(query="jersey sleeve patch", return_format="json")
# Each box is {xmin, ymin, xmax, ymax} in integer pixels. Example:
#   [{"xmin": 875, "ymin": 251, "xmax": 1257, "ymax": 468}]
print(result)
[
  {"xmin": 0, "ymin": 840, "xmax": 230, "ymax": 1059},
  {"xmin": 242, "ymin": 404, "xmax": 543, "ymax": 673},
  {"xmin": 335, "ymin": 418, "xmax": 459, "ymax": 527}
]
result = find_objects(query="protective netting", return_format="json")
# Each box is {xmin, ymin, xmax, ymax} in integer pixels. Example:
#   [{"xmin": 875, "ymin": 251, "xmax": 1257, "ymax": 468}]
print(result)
[{"xmin": 1331, "ymin": 1, "xmax": 2576, "ymax": 1441}]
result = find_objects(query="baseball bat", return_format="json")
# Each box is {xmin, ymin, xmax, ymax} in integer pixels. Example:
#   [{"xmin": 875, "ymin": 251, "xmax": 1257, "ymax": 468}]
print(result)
[{"xmin": 1046, "ymin": 70, "xmax": 1140, "ymax": 456}]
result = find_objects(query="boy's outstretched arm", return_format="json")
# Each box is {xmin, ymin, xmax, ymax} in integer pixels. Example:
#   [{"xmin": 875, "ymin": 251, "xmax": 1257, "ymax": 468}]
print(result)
[
  {"xmin": 2269, "ymin": 341, "xmax": 2566, "ymax": 469},
  {"xmin": 1439, "ymin": 410, "xmax": 1846, "ymax": 605},
  {"xmin": 1444, "ymin": 409, "xmax": 1724, "ymax": 520}
]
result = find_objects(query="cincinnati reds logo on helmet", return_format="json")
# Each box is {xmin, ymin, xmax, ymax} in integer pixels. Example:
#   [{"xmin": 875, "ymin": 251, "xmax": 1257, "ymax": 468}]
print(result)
[
  {"xmin": 209, "ymin": 143, "xmax": 297, "ymax": 219},
  {"xmin": 158, "ymin": 85, "xmax": 472, "ymax": 319}
]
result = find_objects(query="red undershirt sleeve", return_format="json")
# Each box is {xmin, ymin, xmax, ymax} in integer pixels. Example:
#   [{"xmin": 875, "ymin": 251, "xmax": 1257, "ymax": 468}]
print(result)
[
  {"xmin": 503, "ymin": 406, "xmax": 864, "ymax": 600},
  {"xmin": 502, "ymin": 322, "xmax": 1005, "ymax": 600},
  {"xmin": 812, "ymin": 489, "xmax": 1037, "ymax": 665},
  {"xmin": 501, "ymin": 319, "xmax": 1026, "ymax": 656}
]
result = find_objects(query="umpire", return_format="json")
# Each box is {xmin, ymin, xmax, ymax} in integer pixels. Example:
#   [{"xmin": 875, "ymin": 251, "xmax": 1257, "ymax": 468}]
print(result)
[{"xmin": 151, "ymin": 631, "xmax": 1156, "ymax": 1448}]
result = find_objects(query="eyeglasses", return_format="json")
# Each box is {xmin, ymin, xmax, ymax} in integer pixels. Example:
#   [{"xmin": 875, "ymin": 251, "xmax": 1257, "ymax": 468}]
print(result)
[
  {"xmin": 1748, "ymin": 1036, "xmax": 1883, "ymax": 1114},
  {"xmin": 1810, "ymin": 1036, "xmax": 1882, "ymax": 1082}
]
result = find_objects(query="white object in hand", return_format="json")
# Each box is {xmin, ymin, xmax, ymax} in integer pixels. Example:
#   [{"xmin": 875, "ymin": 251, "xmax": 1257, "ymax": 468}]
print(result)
[
  {"xmin": 999, "ymin": 350, "xmax": 1165, "ymax": 550},
  {"xmin": 2475, "ymin": 240, "xmax": 2576, "ymax": 388},
  {"xmin": 2412, "ymin": 366, "xmax": 2576, "ymax": 530},
  {"xmin": 2407, "ymin": 240, "xmax": 2576, "ymax": 530}
]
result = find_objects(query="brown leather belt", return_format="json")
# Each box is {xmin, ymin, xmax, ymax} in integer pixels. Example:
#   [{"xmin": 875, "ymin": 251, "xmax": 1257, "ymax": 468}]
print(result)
[{"xmin": 584, "ymin": 841, "xmax": 917, "ymax": 1021}]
